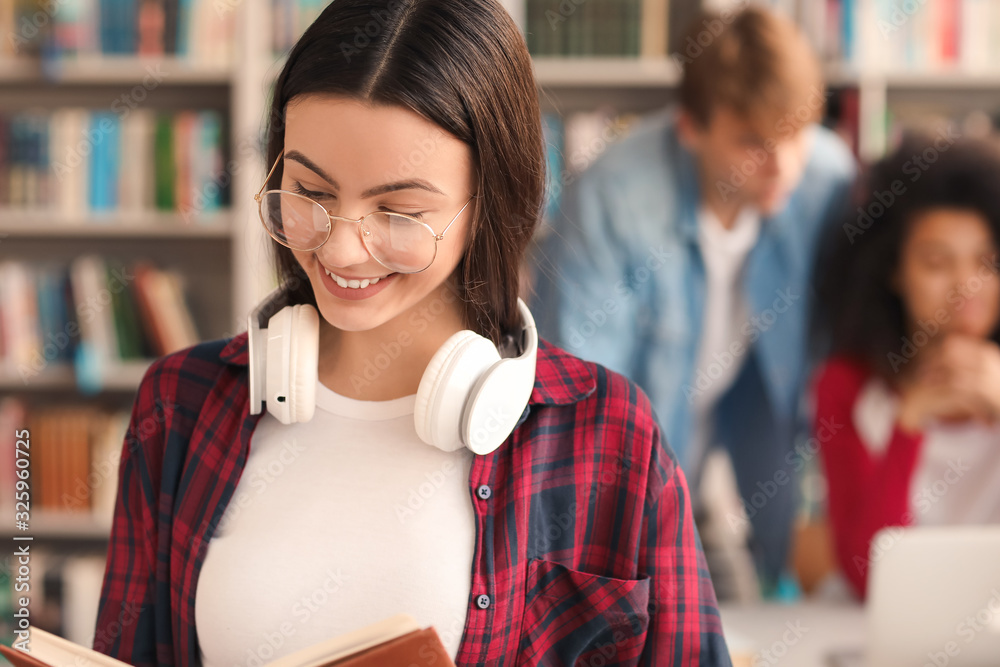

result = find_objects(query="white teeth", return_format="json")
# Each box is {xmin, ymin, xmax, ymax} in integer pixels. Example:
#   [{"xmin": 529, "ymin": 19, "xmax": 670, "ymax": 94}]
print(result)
[{"xmin": 324, "ymin": 267, "xmax": 385, "ymax": 289}]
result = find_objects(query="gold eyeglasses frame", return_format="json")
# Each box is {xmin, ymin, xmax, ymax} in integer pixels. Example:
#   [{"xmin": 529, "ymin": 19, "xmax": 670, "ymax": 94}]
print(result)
[{"xmin": 254, "ymin": 149, "xmax": 476, "ymax": 274}]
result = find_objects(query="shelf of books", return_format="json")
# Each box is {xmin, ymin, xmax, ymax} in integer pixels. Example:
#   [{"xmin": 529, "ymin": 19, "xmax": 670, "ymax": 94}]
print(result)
[
  {"xmin": 0, "ymin": 399, "xmax": 120, "ymax": 536},
  {"xmin": 0, "ymin": 0, "xmax": 245, "ymax": 653}
]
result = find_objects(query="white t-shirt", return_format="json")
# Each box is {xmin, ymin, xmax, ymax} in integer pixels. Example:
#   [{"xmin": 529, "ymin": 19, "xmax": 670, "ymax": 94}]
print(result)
[
  {"xmin": 195, "ymin": 380, "xmax": 476, "ymax": 665},
  {"xmin": 853, "ymin": 377, "xmax": 1000, "ymax": 524},
  {"xmin": 688, "ymin": 205, "xmax": 762, "ymax": 484}
]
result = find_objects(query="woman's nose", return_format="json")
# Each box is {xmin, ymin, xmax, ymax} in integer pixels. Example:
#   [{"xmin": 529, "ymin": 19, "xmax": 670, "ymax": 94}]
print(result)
[{"xmin": 317, "ymin": 216, "xmax": 371, "ymax": 268}]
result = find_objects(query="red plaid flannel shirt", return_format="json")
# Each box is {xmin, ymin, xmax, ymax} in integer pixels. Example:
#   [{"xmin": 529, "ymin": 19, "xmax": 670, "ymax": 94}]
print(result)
[{"xmin": 93, "ymin": 332, "xmax": 731, "ymax": 666}]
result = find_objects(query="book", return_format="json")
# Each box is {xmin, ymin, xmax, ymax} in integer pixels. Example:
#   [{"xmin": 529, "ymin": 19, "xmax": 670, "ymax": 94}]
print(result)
[
  {"xmin": 132, "ymin": 260, "xmax": 199, "ymax": 356},
  {"xmin": 25, "ymin": 0, "xmax": 233, "ymax": 61},
  {"xmin": 525, "ymin": 0, "xmax": 652, "ymax": 57},
  {"xmin": 0, "ymin": 400, "xmax": 127, "ymax": 522},
  {"xmin": 0, "ymin": 614, "xmax": 456, "ymax": 667},
  {"xmin": 1, "ymin": 107, "xmax": 226, "ymax": 217},
  {"xmin": 0, "ymin": 257, "xmax": 200, "ymax": 390}
]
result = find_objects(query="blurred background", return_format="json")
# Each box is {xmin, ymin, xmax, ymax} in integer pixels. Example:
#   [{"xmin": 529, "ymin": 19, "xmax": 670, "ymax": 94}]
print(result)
[{"xmin": 2, "ymin": 0, "xmax": 999, "ymax": 663}]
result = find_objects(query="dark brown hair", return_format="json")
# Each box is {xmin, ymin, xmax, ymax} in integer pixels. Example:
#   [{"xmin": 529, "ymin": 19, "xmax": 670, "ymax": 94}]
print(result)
[
  {"xmin": 263, "ymin": 0, "xmax": 544, "ymax": 346},
  {"xmin": 678, "ymin": 5, "xmax": 824, "ymax": 131}
]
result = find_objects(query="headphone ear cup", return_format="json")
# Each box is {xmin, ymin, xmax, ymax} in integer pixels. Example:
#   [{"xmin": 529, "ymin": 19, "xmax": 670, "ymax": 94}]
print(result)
[
  {"xmin": 414, "ymin": 330, "xmax": 500, "ymax": 451},
  {"xmin": 287, "ymin": 304, "xmax": 319, "ymax": 423},
  {"xmin": 462, "ymin": 357, "xmax": 533, "ymax": 455},
  {"xmin": 265, "ymin": 304, "xmax": 319, "ymax": 424}
]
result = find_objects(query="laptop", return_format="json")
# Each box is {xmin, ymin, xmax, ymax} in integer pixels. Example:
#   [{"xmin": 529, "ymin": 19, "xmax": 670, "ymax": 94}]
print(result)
[{"xmin": 866, "ymin": 525, "xmax": 1000, "ymax": 666}]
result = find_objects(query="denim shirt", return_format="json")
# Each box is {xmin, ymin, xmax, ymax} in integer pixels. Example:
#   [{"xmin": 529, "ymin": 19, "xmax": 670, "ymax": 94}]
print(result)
[{"xmin": 532, "ymin": 108, "xmax": 856, "ymax": 586}]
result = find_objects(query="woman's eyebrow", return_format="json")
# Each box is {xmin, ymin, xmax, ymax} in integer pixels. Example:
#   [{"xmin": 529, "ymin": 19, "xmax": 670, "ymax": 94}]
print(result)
[
  {"xmin": 361, "ymin": 181, "xmax": 446, "ymax": 198},
  {"xmin": 284, "ymin": 149, "xmax": 446, "ymax": 197},
  {"xmin": 285, "ymin": 150, "xmax": 339, "ymax": 189}
]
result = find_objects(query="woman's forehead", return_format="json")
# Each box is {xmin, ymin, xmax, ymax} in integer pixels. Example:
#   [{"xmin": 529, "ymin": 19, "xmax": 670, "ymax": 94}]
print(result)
[{"xmin": 284, "ymin": 96, "xmax": 472, "ymax": 192}]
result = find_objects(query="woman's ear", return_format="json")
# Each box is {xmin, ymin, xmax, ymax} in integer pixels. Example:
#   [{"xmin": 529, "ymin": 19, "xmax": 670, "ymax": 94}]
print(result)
[{"xmin": 676, "ymin": 109, "xmax": 701, "ymax": 152}]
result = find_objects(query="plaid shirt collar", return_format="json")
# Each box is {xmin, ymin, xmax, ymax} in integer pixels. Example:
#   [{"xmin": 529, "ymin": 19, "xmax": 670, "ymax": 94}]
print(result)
[{"xmin": 217, "ymin": 330, "xmax": 596, "ymax": 407}]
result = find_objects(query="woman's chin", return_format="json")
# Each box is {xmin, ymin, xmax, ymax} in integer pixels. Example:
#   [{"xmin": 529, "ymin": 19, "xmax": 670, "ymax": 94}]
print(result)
[
  {"xmin": 317, "ymin": 307, "xmax": 392, "ymax": 334},
  {"xmin": 950, "ymin": 319, "xmax": 994, "ymax": 340}
]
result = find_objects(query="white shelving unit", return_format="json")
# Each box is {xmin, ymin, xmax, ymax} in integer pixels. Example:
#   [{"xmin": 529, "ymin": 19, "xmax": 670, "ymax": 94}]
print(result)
[
  {"xmin": 0, "ymin": 360, "xmax": 152, "ymax": 393},
  {"xmin": 0, "ymin": 211, "xmax": 232, "ymax": 239},
  {"xmin": 0, "ymin": 510, "xmax": 111, "ymax": 540},
  {"xmin": 0, "ymin": 56, "xmax": 230, "ymax": 85},
  {"xmin": 532, "ymin": 56, "xmax": 681, "ymax": 87}
]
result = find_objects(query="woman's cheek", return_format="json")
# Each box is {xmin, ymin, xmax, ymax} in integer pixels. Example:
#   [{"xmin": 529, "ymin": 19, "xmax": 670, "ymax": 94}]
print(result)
[{"xmin": 904, "ymin": 269, "xmax": 952, "ymax": 323}]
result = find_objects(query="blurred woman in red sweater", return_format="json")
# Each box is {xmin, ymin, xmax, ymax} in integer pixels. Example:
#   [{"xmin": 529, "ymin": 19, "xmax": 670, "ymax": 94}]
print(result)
[{"xmin": 812, "ymin": 134, "xmax": 1000, "ymax": 599}]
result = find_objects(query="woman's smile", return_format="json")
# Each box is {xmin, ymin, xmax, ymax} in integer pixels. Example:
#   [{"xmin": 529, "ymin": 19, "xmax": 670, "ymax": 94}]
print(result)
[{"xmin": 318, "ymin": 262, "xmax": 398, "ymax": 300}]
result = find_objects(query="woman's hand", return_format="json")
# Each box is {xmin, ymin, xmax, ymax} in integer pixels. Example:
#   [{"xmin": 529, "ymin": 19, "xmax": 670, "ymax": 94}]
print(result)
[
  {"xmin": 935, "ymin": 334, "xmax": 1000, "ymax": 418},
  {"xmin": 896, "ymin": 335, "xmax": 1000, "ymax": 432}
]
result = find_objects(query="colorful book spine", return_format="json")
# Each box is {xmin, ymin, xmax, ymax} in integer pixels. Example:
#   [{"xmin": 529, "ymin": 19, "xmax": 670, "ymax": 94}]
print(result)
[
  {"xmin": 541, "ymin": 112, "xmax": 564, "ymax": 224},
  {"xmin": 0, "ymin": 108, "xmax": 226, "ymax": 219},
  {"xmin": 271, "ymin": 0, "xmax": 328, "ymax": 56},
  {"xmin": 0, "ymin": 258, "xmax": 199, "ymax": 390},
  {"xmin": 0, "ymin": 398, "xmax": 127, "ymax": 522},
  {"xmin": 21, "ymin": 0, "xmax": 233, "ymax": 62}
]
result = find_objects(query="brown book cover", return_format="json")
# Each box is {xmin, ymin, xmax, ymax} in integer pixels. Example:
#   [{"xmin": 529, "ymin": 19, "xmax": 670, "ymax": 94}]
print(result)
[
  {"xmin": 329, "ymin": 627, "xmax": 452, "ymax": 666},
  {"xmin": 0, "ymin": 644, "xmax": 49, "ymax": 667},
  {"xmin": 132, "ymin": 262, "xmax": 168, "ymax": 357},
  {"xmin": 640, "ymin": 0, "xmax": 668, "ymax": 58},
  {"xmin": 52, "ymin": 411, "xmax": 64, "ymax": 510},
  {"xmin": 48, "ymin": 411, "xmax": 62, "ymax": 511},
  {"xmin": 63, "ymin": 409, "xmax": 91, "ymax": 512},
  {"xmin": 31, "ymin": 411, "xmax": 48, "ymax": 510},
  {"xmin": 0, "ymin": 615, "xmax": 456, "ymax": 667}
]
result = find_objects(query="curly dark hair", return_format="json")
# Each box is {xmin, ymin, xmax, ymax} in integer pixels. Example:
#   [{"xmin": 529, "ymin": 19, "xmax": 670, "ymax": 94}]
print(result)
[{"xmin": 813, "ymin": 131, "xmax": 1000, "ymax": 381}]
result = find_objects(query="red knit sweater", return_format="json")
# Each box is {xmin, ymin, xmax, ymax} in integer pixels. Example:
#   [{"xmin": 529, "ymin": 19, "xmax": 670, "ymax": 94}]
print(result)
[{"xmin": 812, "ymin": 356, "xmax": 925, "ymax": 599}]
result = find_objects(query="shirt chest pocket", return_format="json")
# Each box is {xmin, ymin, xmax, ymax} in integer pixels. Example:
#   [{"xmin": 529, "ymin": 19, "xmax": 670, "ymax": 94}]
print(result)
[{"xmin": 515, "ymin": 558, "xmax": 651, "ymax": 666}]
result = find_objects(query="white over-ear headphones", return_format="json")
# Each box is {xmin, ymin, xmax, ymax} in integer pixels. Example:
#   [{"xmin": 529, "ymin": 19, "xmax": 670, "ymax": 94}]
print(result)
[{"xmin": 247, "ymin": 285, "xmax": 538, "ymax": 455}]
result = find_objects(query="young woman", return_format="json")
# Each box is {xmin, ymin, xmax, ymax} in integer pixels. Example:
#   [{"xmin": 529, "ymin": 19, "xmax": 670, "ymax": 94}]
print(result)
[
  {"xmin": 813, "ymin": 135, "xmax": 1000, "ymax": 599},
  {"xmin": 91, "ymin": 1, "xmax": 730, "ymax": 665}
]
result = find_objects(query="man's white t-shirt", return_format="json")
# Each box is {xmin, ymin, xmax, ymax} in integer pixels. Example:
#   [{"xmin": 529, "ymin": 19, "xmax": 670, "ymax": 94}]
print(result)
[
  {"xmin": 688, "ymin": 205, "xmax": 762, "ymax": 483},
  {"xmin": 195, "ymin": 380, "xmax": 476, "ymax": 665}
]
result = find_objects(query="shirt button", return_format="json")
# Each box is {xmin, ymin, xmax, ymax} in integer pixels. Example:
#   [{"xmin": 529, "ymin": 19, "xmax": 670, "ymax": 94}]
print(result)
[
  {"xmin": 476, "ymin": 484, "xmax": 492, "ymax": 500},
  {"xmin": 476, "ymin": 594, "xmax": 491, "ymax": 609}
]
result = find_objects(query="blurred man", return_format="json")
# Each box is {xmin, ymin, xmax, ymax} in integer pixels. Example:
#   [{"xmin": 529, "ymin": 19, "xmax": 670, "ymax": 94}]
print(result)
[{"xmin": 533, "ymin": 5, "xmax": 856, "ymax": 596}]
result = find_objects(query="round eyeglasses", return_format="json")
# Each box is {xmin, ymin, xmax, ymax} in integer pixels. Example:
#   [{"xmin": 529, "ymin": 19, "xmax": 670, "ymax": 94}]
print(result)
[{"xmin": 255, "ymin": 149, "xmax": 475, "ymax": 274}]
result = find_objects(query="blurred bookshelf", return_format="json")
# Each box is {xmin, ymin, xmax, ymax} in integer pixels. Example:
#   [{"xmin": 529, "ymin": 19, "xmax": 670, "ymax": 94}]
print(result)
[
  {"xmin": 0, "ymin": 0, "xmax": 264, "ymax": 653},
  {"xmin": 0, "ymin": 56, "xmax": 232, "ymax": 85},
  {"xmin": 1, "ymin": 0, "xmax": 1000, "ymax": 654},
  {"xmin": 0, "ymin": 210, "xmax": 232, "ymax": 238},
  {"xmin": 0, "ymin": 360, "xmax": 151, "ymax": 392},
  {"xmin": 532, "ymin": 56, "xmax": 680, "ymax": 87}
]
